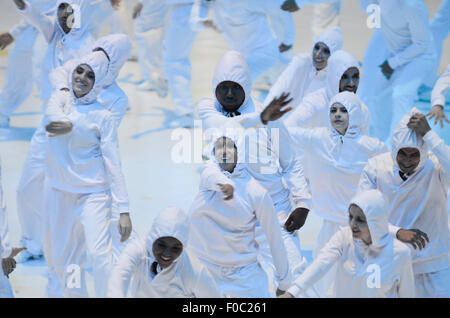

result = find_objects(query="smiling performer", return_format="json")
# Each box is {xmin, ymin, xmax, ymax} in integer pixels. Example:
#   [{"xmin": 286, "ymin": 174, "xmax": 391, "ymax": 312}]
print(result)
[
  {"xmin": 284, "ymin": 91, "xmax": 388, "ymax": 296},
  {"xmin": 264, "ymin": 27, "xmax": 343, "ymax": 110},
  {"xmin": 358, "ymin": 107, "xmax": 450, "ymax": 297},
  {"xmin": 107, "ymin": 206, "xmax": 221, "ymax": 298},
  {"xmin": 279, "ymin": 190, "xmax": 415, "ymax": 298},
  {"xmin": 188, "ymin": 134, "xmax": 291, "ymax": 297},
  {"xmin": 43, "ymin": 51, "xmax": 131, "ymax": 298}
]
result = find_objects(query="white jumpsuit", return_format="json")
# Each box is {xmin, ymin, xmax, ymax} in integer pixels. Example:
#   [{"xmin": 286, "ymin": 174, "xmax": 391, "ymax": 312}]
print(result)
[
  {"xmin": 15, "ymin": 0, "xmax": 95, "ymax": 258},
  {"xmin": 107, "ymin": 206, "xmax": 222, "ymax": 298},
  {"xmin": 359, "ymin": 0, "xmax": 437, "ymax": 142},
  {"xmin": 43, "ymin": 52, "xmax": 130, "ymax": 298},
  {"xmin": 0, "ymin": 160, "xmax": 13, "ymax": 298},
  {"xmin": 287, "ymin": 91, "xmax": 388, "ymax": 296},
  {"xmin": 264, "ymin": 27, "xmax": 343, "ymax": 110},
  {"xmin": 287, "ymin": 190, "xmax": 415, "ymax": 298},
  {"xmin": 188, "ymin": 136, "xmax": 292, "ymax": 297},
  {"xmin": 359, "ymin": 107, "xmax": 450, "ymax": 297}
]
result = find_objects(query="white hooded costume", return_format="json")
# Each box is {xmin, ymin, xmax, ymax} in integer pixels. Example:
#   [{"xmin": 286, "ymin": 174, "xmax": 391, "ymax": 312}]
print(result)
[
  {"xmin": 287, "ymin": 190, "xmax": 415, "ymax": 298},
  {"xmin": 284, "ymin": 50, "xmax": 371, "ymax": 135},
  {"xmin": 43, "ymin": 52, "xmax": 130, "ymax": 298},
  {"xmin": 198, "ymin": 51, "xmax": 312, "ymax": 287},
  {"xmin": 188, "ymin": 133, "xmax": 291, "ymax": 297},
  {"xmin": 0, "ymin": 160, "xmax": 14, "ymax": 298},
  {"xmin": 107, "ymin": 206, "xmax": 222, "ymax": 298},
  {"xmin": 209, "ymin": 0, "xmax": 280, "ymax": 83},
  {"xmin": 358, "ymin": 0, "xmax": 437, "ymax": 142},
  {"xmin": 287, "ymin": 92, "xmax": 388, "ymax": 296},
  {"xmin": 15, "ymin": 0, "xmax": 96, "ymax": 258},
  {"xmin": 358, "ymin": 107, "xmax": 450, "ymax": 297},
  {"xmin": 431, "ymin": 64, "xmax": 450, "ymax": 109},
  {"xmin": 0, "ymin": 0, "xmax": 55, "ymax": 126},
  {"xmin": 264, "ymin": 27, "xmax": 343, "ymax": 111}
]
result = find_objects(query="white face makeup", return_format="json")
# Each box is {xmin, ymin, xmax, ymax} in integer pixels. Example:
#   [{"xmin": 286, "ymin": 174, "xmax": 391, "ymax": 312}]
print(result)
[
  {"xmin": 348, "ymin": 204, "xmax": 372, "ymax": 246},
  {"xmin": 214, "ymin": 137, "xmax": 238, "ymax": 173},
  {"xmin": 72, "ymin": 64, "xmax": 95, "ymax": 98},
  {"xmin": 329, "ymin": 102, "xmax": 349, "ymax": 135}
]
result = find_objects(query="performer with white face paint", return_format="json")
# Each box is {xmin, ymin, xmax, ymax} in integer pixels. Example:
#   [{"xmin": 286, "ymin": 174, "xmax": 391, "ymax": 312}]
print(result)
[
  {"xmin": 188, "ymin": 134, "xmax": 291, "ymax": 297},
  {"xmin": 359, "ymin": 108, "xmax": 450, "ymax": 297},
  {"xmin": 198, "ymin": 51, "xmax": 312, "ymax": 295},
  {"xmin": 285, "ymin": 92, "xmax": 388, "ymax": 296},
  {"xmin": 43, "ymin": 52, "xmax": 132, "ymax": 298},
  {"xmin": 107, "ymin": 206, "xmax": 222, "ymax": 298},
  {"xmin": 0, "ymin": 0, "xmax": 55, "ymax": 127},
  {"xmin": 279, "ymin": 190, "xmax": 415, "ymax": 298},
  {"xmin": 284, "ymin": 50, "xmax": 371, "ymax": 135},
  {"xmin": 359, "ymin": 0, "xmax": 437, "ymax": 142},
  {"xmin": 264, "ymin": 27, "xmax": 343, "ymax": 111},
  {"xmin": 132, "ymin": 1, "xmax": 169, "ymax": 96},
  {"xmin": 13, "ymin": 0, "xmax": 95, "ymax": 262}
]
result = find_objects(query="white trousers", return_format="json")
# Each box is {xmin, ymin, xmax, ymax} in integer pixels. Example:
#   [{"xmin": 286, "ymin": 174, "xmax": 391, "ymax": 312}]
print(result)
[
  {"xmin": 313, "ymin": 219, "xmax": 346, "ymax": 298},
  {"xmin": 368, "ymin": 56, "xmax": 435, "ymax": 142},
  {"xmin": 0, "ymin": 273, "xmax": 13, "ymax": 298},
  {"xmin": 414, "ymin": 267, "xmax": 450, "ymax": 298},
  {"xmin": 163, "ymin": 4, "xmax": 197, "ymax": 117},
  {"xmin": 135, "ymin": 26, "xmax": 166, "ymax": 84},
  {"xmin": 16, "ymin": 125, "xmax": 47, "ymax": 256},
  {"xmin": 43, "ymin": 187, "xmax": 113, "ymax": 298}
]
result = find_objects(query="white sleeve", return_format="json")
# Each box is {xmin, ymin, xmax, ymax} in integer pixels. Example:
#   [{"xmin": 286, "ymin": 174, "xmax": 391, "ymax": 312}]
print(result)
[
  {"xmin": 44, "ymin": 90, "xmax": 71, "ymax": 123},
  {"xmin": 100, "ymin": 116, "xmax": 130, "ymax": 214},
  {"xmin": 50, "ymin": 60, "xmax": 78, "ymax": 91},
  {"xmin": 18, "ymin": 0, "xmax": 55, "ymax": 44},
  {"xmin": 387, "ymin": 5, "xmax": 433, "ymax": 69},
  {"xmin": 0, "ymin": 163, "xmax": 11, "ymax": 259},
  {"xmin": 275, "ymin": 121, "xmax": 311, "ymax": 210},
  {"xmin": 358, "ymin": 159, "xmax": 379, "ymax": 193},
  {"xmin": 199, "ymin": 161, "xmax": 235, "ymax": 192},
  {"xmin": 9, "ymin": 20, "xmax": 29, "ymax": 40},
  {"xmin": 107, "ymin": 239, "xmax": 145, "ymax": 298},
  {"xmin": 253, "ymin": 187, "xmax": 292, "ymax": 291},
  {"xmin": 108, "ymin": 87, "xmax": 129, "ymax": 126},
  {"xmin": 287, "ymin": 229, "xmax": 345, "ymax": 297},
  {"xmin": 189, "ymin": 0, "xmax": 211, "ymax": 32},
  {"xmin": 284, "ymin": 92, "xmax": 320, "ymax": 128},
  {"xmin": 423, "ymin": 130, "xmax": 450, "ymax": 187},
  {"xmin": 431, "ymin": 65, "xmax": 450, "ymax": 108},
  {"xmin": 258, "ymin": 0, "xmax": 295, "ymax": 45}
]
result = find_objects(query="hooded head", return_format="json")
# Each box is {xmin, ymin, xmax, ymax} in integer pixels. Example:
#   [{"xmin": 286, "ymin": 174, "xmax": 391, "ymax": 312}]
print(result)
[
  {"xmin": 91, "ymin": 34, "xmax": 132, "ymax": 87},
  {"xmin": 329, "ymin": 91, "xmax": 363, "ymax": 138},
  {"xmin": 326, "ymin": 50, "xmax": 359, "ymax": 99},
  {"xmin": 212, "ymin": 51, "xmax": 252, "ymax": 113},
  {"xmin": 56, "ymin": 0, "xmax": 92, "ymax": 38},
  {"xmin": 312, "ymin": 27, "xmax": 343, "ymax": 70},
  {"xmin": 391, "ymin": 107, "xmax": 428, "ymax": 175},
  {"xmin": 145, "ymin": 206, "xmax": 189, "ymax": 267},
  {"xmin": 210, "ymin": 127, "xmax": 247, "ymax": 175},
  {"xmin": 350, "ymin": 190, "xmax": 390, "ymax": 250},
  {"xmin": 69, "ymin": 51, "xmax": 109, "ymax": 104}
]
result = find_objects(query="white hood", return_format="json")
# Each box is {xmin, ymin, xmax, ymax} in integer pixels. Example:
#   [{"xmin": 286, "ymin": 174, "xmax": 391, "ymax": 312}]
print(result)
[
  {"xmin": 390, "ymin": 107, "xmax": 428, "ymax": 173},
  {"xmin": 329, "ymin": 91, "xmax": 363, "ymax": 139},
  {"xmin": 56, "ymin": 0, "xmax": 92, "ymax": 41},
  {"xmin": 212, "ymin": 51, "xmax": 254, "ymax": 113},
  {"xmin": 312, "ymin": 27, "xmax": 343, "ymax": 56},
  {"xmin": 92, "ymin": 34, "xmax": 132, "ymax": 87},
  {"xmin": 68, "ymin": 51, "xmax": 109, "ymax": 105},
  {"xmin": 326, "ymin": 50, "xmax": 359, "ymax": 99},
  {"xmin": 210, "ymin": 128, "xmax": 247, "ymax": 177},
  {"xmin": 145, "ymin": 206, "xmax": 189, "ymax": 263}
]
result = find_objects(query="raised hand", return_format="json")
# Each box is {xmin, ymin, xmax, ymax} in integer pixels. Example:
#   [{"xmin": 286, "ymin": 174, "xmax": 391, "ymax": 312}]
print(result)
[
  {"xmin": 0, "ymin": 33, "xmax": 14, "ymax": 50},
  {"xmin": 218, "ymin": 183, "xmax": 234, "ymax": 200},
  {"xmin": 132, "ymin": 3, "xmax": 143, "ymax": 19},
  {"xmin": 281, "ymin": 0, "xmax": 300, "ymax": 12},
  {"xmin": 261, "ymin": 92, "xmax": 293, "ymax": 124},
  {"xmin": 407, "ymin": 113, "xmax": 431, "ymax": 138},
  {"xmin": 426, "ymin": 105, "xmax": 449, "ymax": 128},
  {"xmin": 12, "ymin": 0, "xmax": 25, "ymax": 10}
]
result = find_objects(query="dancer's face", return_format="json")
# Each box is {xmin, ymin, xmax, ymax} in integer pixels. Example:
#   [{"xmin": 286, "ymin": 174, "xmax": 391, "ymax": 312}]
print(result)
[
  {"xmin": 339, "ymin": 67, "xmax": 359, "ymax": 93},
  {"xmin": 312, "ymin": 42, "xmax": 331, "ymax": 71},
  {"xmin": 215, "ymin": 81, "xmax": 245, "ymax": 113},
  {"xmin": 329, "ymin": 103, "xmax": 349, "ymax": 135},
  {"xmin": 72, "ymin": 64, "xmax": 95, "ymax": 98},
  {"xmin": 349, "ymin": 204, "xmax": 372, "ymax": 246},
  {"xmin": 152, "ymin": 237, "xmax": 183, "ymax": 269},
  {"xmin": 57, "ymin": 2, "xmax": 74, "ymax": 34},
  {"xmin": 396, "ymin": 147, "xmax": 420, "ymax": 175},
  {"xmin": 214, "ymin": 137, "xmax": 238, "ymax": 173}
]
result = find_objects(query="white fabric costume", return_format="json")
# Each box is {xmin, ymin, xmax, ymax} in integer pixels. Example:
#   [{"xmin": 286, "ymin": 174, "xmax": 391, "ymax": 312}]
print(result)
[
  {"xmin": 264, "ymin": 27, "xmax": 343, "ymax": 110},
  {"xmin": 287, "ymin": 92, "xmax": 388, "ymax": 296},
  {"xmin": 0, "ymin": 160, "xmax": 13, "ymax": 298},
  {"xmin": 43, "ymin": 52, "xmax": 130, "ymax": 298},
  {"xmin": 431, "ymin": 64, "xmax": 450, "ymax": 109},
  {"xmin": 107, "ymin": 206, "xmax": 222, "ymax": 298},
  {"xmin": 359, "ymin": 107, "xmax": 450, "ymax": 297},
  {"xmin": 188, "ymin": 134, "xmax": 291, "ymax": 297},
  {"xmin": 287, "ymin": 190, "xmax": 415, "ymax": 298},
  {"xmin": 284, "ymin": 50, "xmax": 371, "ymax": 136}
]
